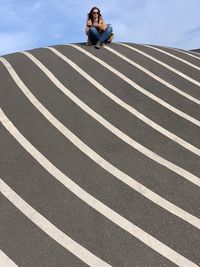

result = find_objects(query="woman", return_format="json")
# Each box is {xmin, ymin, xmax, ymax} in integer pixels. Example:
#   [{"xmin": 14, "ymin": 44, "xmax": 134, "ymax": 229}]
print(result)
[{"xmin": 85, "ymin": 7, "xmax": 114, "ymax": 49}]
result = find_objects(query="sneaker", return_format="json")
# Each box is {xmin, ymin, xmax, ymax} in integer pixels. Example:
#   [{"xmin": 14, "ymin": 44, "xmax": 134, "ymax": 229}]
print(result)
[
  {"xmin": 86, "ymin": 41, "xmax": 93, "ymax": 46},
  {"xmin": 95, "ymin": 40, "xmax": 102, "ymax": 49}
]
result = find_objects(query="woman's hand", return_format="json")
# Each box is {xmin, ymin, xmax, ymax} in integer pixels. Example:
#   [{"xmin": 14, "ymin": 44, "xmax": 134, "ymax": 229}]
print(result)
[{"xmin": 93, "ymin": 21, "xmax": 99, "ymax": 27}]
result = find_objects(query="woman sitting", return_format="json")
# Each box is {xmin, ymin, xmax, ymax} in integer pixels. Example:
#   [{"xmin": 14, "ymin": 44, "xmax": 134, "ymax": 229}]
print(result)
[{"xmin": 85, "ymin": 7, "xmax": 114, "ymax": 49}]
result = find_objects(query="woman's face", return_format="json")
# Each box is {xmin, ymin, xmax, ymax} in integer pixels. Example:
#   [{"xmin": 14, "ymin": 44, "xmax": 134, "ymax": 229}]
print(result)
[{"xmin": 92, "ymin": 9, "xmax": 99, "ymax": 19}]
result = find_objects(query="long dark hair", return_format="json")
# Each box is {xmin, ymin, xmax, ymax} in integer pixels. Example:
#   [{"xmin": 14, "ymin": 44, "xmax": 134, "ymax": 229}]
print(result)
[{"xmin": 87, "ymin": 7, "xmax": 102, "ymax": 22}]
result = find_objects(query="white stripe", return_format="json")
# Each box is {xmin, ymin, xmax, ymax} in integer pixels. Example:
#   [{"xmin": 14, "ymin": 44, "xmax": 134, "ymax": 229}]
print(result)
[
  {"xmin": 144, "ymin": 45, "xmax": 200, "ymax": 71},
  {"xmin": 0, "ymin": 180, "xmax": 111, "ymax": 267},
  {"xmin": 144, "ymin": 45, "xmax": 200, "ymax": 59},
  {"xmin": 69, "ymin": 44, "xmax": 200, "ymax": 127},
  {"xmin": 0, "ymin": 250, "xmax": 18, "ymax": 267},
  {"xmin": 105, "ymin": 46, "xmax": 200, "ymax": 105},
  {"xmin": 120, "ymin": 43, "xmax": 200, "ymax": 88},
  {"xmin": 0, "ymin": 112, "xmax": 198, "ymax": 267},
  {"xmin": 164, "ymin": 47, "xmax": 200, "ymax": 61},
  {"xmin": 0, "ymin": 56, "xmax": 200, "ymax": 224},
  {"xmin": 42, "ymin": 47, "xmax": 200, "ymax": 157},
  {"xmin": 159, "ymin": 47, "xmax": 200, "ymax": 59},
  {"xmin": 187, "ymin": 51, "xmax": 200, "ymax": 57},
  {"xmin": 189, "ymin": 51, "xmax": 200, "ymax": 56},
  {"xmin": 166, "ymin": 47, "xmax": 200, "ymax": 59},
  {"xmin": 163, "ymin": 48, "xmax": 200, "ymax": 61},
  {"xmin": 139, "ymin": 45, "xmax": 200, "ymax": 86},
  {"xmin": 20, "ymin": 51, "xmax": 200, "ymax": 185},
  {"xmin": 0, "ymin": 60, "xmax": 200, "ymax": 229}
]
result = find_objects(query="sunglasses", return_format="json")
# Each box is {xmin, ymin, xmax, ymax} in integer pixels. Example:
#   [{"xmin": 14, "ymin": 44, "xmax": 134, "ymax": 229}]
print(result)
[{"xmin": 92, "ymin": 11, "xmax": 99, "ymax": 14}]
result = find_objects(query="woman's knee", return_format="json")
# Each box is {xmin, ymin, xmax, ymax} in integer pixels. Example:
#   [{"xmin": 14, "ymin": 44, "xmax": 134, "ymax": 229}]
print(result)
[
  {"xmin": 106, "ymin": 24, "xmax": 113, "ymax": 32},
  {"xmin": 89, "ymin": 27, "xmax": 98, "ymax": 34}
]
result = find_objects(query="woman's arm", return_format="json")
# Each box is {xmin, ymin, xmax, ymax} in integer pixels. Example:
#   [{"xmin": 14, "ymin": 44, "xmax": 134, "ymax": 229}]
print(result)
[
  {"xmin": 85, "ymin": 19, "xmax": 93, "ymax": 34},
  {"xmin": 98, "ymin": 19, "xmax": 108, "ymax": 31}
]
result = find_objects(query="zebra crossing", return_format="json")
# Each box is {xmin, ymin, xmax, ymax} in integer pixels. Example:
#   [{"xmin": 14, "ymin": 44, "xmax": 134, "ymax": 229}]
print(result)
[{"xmin": 0, "ymin": 42, "xmax": 200, "ymax": 266}]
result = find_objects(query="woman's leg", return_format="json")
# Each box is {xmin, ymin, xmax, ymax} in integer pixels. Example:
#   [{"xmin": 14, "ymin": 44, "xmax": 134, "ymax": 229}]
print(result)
[
  {"xmin": 88, "ymin": 27, "xmax": 100, "ymax": 44},
  {"xmin": 99, "ymin": 25, "xmax": 113, "ymax": 43}
]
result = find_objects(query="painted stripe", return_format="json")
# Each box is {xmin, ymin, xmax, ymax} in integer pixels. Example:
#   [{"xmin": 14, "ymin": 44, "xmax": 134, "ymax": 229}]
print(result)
[
  {"xmin": 69, "ymin": 44, "xmax": 200, "ymax": 127},
  {"xmin": 44, "ymin": 47, "xmax": 200, "ymax": 157},
  {"xmin": 0, "ymin": 112, "xmax": 198, "ymax": 267},
  {"xmin": 165, "ymin": 47, "xmax": 200, "ymax": 60},
  {"xmin": 171, "ymin": 48, "xmax": 200, "ymax": 60},
  {"xmin": 18, "ymin": 49, "xmax": 200, "ymax": 186},
  {"xmin": 1, "ymin": 56, "xmax": 200, "ymax": 224},
  {"xmin": 0, "ymin": 180, "xmax": 111, "ymax": 267},
  {"xmin": 144, "ymin": 45, "xmax": 200, "ymax": 60},
  {"xmin": 144, "ymin": 45, "xmax": 200, "ymax": 71},
  {"xmin": 119, "ymin": 43, "xmax": 200, "ymax": 88},
  {"xmin": 0, "ymin": 61, "xmax": 199, "ymax": 230},
  {"xmin": 189, "ymin": 51, "xmax": 200, "ymax": 56},
  {"xmin": 0, "ymin": 250, "xmax": 18, "ymax": 267},
  {"xmin": 157, "ymin": 47, "xmax": 200, "ymax": 60},
  {"xmin": 20, "ymin": 51, "xmax": 200, "ymax": 185},
  {"xmin": 187, "ymin": 51, "xmax": 200, "ymax": 57},
  {"xmin": 105, "ymin": 46, "xmax": 200, "ymax": 105}
]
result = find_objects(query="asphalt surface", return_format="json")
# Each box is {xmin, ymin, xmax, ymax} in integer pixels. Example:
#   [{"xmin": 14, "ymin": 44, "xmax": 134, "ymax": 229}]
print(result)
[
  {"xmin": 191, "ymin": 49, "xmax": 200, "ymax": 54},
  {"xmin": 0, "ymin": 42, "xmax": 200, "ymax": 266}
]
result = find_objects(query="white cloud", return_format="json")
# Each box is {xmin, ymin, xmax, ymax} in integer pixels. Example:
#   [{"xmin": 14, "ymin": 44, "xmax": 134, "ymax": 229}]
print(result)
[
  {"xmin": 0, "ymin": 32, "xmax": 35, "ymax": 55},
  {"xmin": 110, "ymin": 0, "xmax": 200, "ymax": 49},
  {"xmin": 0, "ymin": 0, "xmax": 200, "ymax": 55}
]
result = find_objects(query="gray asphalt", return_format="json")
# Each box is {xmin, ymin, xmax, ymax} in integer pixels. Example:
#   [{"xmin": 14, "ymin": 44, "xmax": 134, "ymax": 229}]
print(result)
[
  {"xmin": 51, "ymin": 44, "xmax": 200, "ymax": 146},
  {"xmin": 191, "ymin": 49, "xmax": 200, "ymax": 54},
  {"xmin": 125, "ymin": 43, "xmax": 200, "ymax": 82},
  {"xmin": 121, "ymin": 43, "xmax": 200, "ymax": 99},
  {"xmin": 0, "ymin": 42, "xmax": 200, "ymax": 266},
  {"xmin": 151, "ymin": 45, "xmax": 200, "ymax": 64}
]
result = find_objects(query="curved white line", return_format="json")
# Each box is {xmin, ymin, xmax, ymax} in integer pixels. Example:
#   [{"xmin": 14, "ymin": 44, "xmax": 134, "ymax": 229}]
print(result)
[
  {"xmin": 43, "ymin": 47, "xmax": 200, "ymax": 157},
  {"xmin": 120, "ymin": 43, "xmax": 200, "ymax": 87},
  {"xmin": 0, "ymin": 58, "xmax": 200, "ymax": 228},
  {"xmin": 164, "ymin": 47, "xmax": 200, "ymax": 60},
  {"xmin": 105, "ymin": 45, "xmax": 200, "ymax": 105},
  {"xmin": 0, "ymin": 179, "xmax": 111, "ymax": 267},
  {"xmin": 161, "ymin": 47, "xmax": 200, "ymax": 60},
  {"xmin": 0, "ymin": 250, "xmax": 18, "ymax": 267},
  {"xmin": 144, "ymin": 45, "xmax": 200, "ymax": 71},
  {"xmin": 165, "ymin": 47, "xmax": 200, "ymax": 61},
  {"xmin": 69, "ymin": 45, "xmax": 200, "ymax": 127},
  {"xmin": 0, "ymin": 113, "xmax": 198, "ymax": 267},
  {"xmin": 134, "ymin": 45, "xmax": 200, "ymax": 86},
  {"xmin": 143, "ymin": 45, "xmax": 200, "ymax": 65},
  {"xmin": 188, "ymin": 51, "xmax": 200, "ymax": 57},
  {"xmin": 3, "ymin": 53, "xmax": 200, "ymax": 187},
  {"xmin": 20, "ymin": 52, "xmax": 200, "ymax": 186},
  {"xmin": 189, "ymin": 51, "xmax": 200, "ymax": 56}
]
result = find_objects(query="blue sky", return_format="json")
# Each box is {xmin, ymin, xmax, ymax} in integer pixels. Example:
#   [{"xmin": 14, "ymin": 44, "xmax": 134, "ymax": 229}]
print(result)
[{"xmin": 0, "ymin": 0, "xmax": 200, "ymax": 55}]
